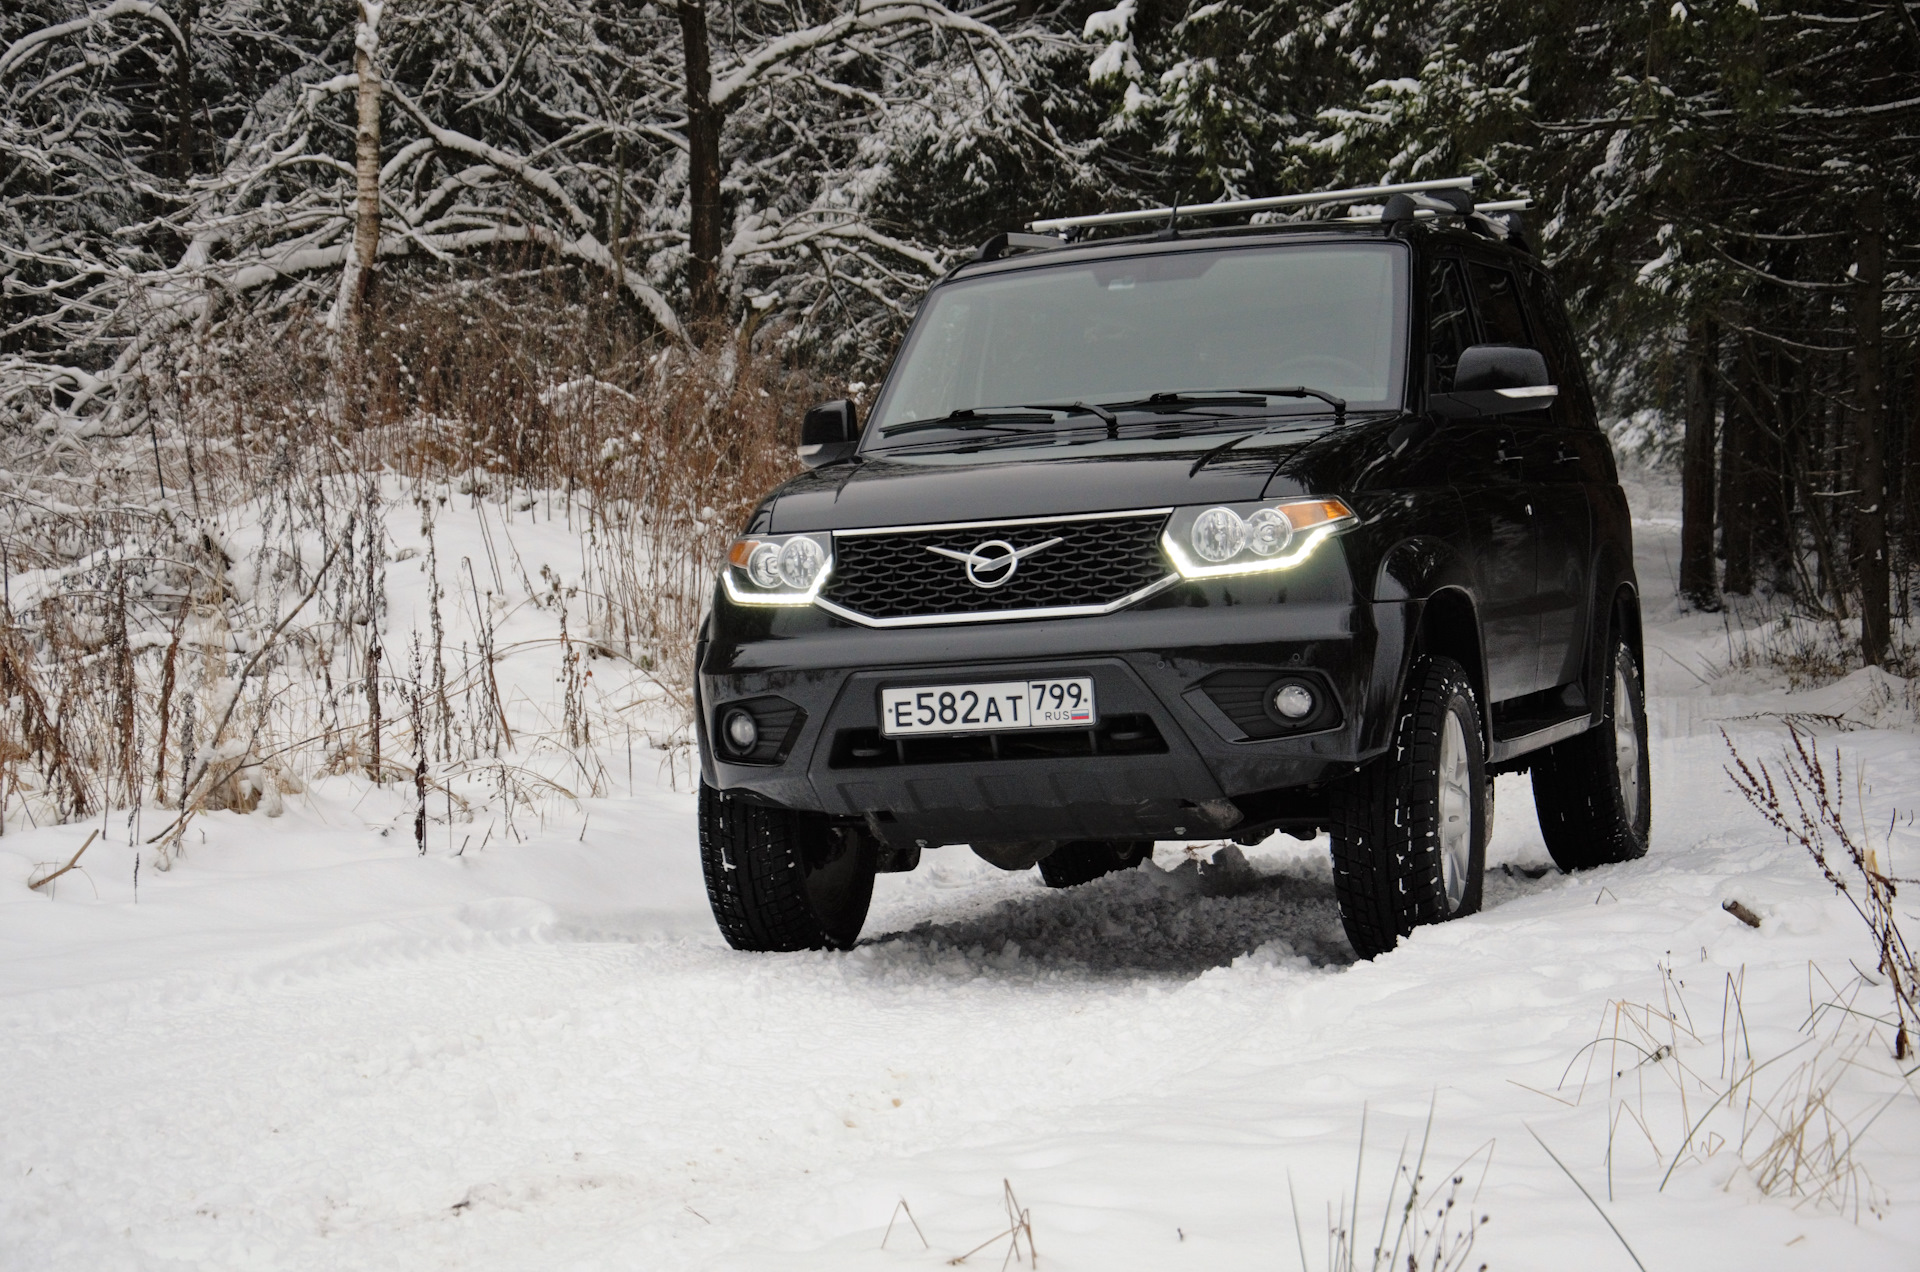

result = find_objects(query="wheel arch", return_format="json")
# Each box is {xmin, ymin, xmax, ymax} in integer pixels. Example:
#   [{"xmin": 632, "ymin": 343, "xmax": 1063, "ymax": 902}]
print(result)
[
  {"xmin": 1359, "ymin": 538, "xmax": 1489, "ymax": 757},
  {"xmin": 1410, "ymin": 586, "xmax": 1492, "ymax": 740},
  {"xmin": 1581, "ymin": 578, "xmax": 1643, "ymax": 727},
  {"xmin": 1369, "ymin": 535, "xmax": 1491, "ymax": 751},
  {"xmin": 1612, "ymin": 581, "xmax": 1644, "ymax": 666}
]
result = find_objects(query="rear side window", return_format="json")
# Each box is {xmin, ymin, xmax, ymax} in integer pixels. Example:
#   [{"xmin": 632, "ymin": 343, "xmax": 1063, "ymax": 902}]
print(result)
[
  {"xmin": 1467, "ymin": 261, "xmax": 1532, "ymax": 347},
  {"xmin": 1522, "ymin": 269, "xmax": 1599, "ymax": 429},
  {"xmin": 1426, "ymin": 258, "xmax": 1473, "ymax": 393}
]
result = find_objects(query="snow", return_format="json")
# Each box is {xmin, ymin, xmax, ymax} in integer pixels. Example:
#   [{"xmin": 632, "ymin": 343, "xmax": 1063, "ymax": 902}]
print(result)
[{"xmin": 5, "ymin": 472, "xmax": 1920, "ymax": 1270}]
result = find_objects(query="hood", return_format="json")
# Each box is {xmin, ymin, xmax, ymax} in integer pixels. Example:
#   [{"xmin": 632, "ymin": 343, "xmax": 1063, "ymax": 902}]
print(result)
[{"xmin": 765, "ymin": 439, "xmax": 1326, "ymax": 532}]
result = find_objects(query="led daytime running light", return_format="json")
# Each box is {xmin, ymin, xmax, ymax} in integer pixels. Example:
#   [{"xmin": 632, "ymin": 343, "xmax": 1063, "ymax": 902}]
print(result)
[
  {"xmin": 1162, "ymin": 498, "xmax": 1355, "ymax": 579},
  {"xmin": 723, "ymin": 534, "xmax": 834, "ymax": 605}
]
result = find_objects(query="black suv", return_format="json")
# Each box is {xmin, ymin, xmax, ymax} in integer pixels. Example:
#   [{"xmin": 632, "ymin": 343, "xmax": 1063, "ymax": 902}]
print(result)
[{"xmin": 695, "ymin": 183, "xmax": 1650, "ymax": 959}]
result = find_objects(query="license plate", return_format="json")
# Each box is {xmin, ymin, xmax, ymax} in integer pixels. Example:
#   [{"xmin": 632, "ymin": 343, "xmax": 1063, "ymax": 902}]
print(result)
[{"xmin": 879, "ymin": 678, "xmax": 1097, "ymax": 736}]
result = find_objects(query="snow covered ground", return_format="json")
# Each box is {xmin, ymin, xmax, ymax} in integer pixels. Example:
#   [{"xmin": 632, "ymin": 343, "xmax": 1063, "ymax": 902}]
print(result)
[{"xmin": 5, "ymin": 470, "xmax": 1919, "ymax": 1271}]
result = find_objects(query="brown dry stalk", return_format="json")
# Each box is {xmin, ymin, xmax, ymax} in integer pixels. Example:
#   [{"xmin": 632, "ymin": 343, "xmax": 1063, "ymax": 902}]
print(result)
[
  {"xmin": 151, "ymin": 603, "xmax": 185, "ymax": 802},
  {"xmin": 1723, "ymin": 727, "xmax": 1918, "ymax": 1059},
  {"xmin": 0, "ymin": 608, "xmax": 91, "ymax": 820},
  {"xmin": 146, "ymin": 546, "xmax": 341, "ymax": 852},
  {"xmin": 880, "ymin": 1197, "xmax": 929, "ymax": 1251},
  {"xmin": 1, "ymin": 282, "xmax": 815, "ymax": 842},
  {"xmin": 28, "ymin": 829, "xmax": 99, "ymax": 891}
]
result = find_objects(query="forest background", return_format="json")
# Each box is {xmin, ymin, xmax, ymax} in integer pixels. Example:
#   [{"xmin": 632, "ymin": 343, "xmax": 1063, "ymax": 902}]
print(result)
[{"xmin": 0, "ymin": 0, "xmax": 1916, "ymax": 836}]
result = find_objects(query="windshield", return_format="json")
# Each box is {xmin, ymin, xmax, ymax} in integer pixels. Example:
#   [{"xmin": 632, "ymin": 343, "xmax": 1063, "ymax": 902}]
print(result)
[{"xmin": 866, "ymin": 242, "xmax": 1408, "ymax": 445}]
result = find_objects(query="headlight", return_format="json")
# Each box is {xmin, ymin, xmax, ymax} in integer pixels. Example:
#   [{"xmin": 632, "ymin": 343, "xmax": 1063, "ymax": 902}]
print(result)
[
  {"xmin": 722, "ymin": 532, "xmax": 833, "ymax": 605},
  {"xmin": 1162, "ymin": 497, "xmax": 1356, "ymax": 578}
]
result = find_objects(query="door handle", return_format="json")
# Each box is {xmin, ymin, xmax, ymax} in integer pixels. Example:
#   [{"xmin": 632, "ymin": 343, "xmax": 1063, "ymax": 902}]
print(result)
[
  {"xmin": 1554, "ymin": 447, "xmax": 1581, "ymax": 465},
  {"xmin": 1495, "ymin": 445, "xmax": 1524, "ymax": 465}
]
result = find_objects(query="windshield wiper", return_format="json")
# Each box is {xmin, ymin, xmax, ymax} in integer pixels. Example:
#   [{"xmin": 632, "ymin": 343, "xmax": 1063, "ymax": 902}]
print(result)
[
  {"xmin": 1236, "ymin": 386, "xmax": 1347, "ymax": 425},
  {"xmin": 878, "ymin": 407, "xmax": 1054, "ymax": 438},
  {"xmin": 1125, "ymin": 386, "xmax": 1349, "ymax": 427},
  {"xmin": 878, "ymin": 401, "xmax": 1119, "ymax": 439}
]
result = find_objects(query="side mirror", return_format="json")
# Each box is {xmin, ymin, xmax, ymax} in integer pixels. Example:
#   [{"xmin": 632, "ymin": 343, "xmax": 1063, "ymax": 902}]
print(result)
[
  {"xmin": 798, "ymin": 399, "xmax": 860, "ymax": 468},
  {"xmin": 1454, "ymin": 344, "xmax": 1549, "ymax": 391},
  {"xmin": 1432, "ymin": 344, "xmax": 1558, "ymax": 418}
]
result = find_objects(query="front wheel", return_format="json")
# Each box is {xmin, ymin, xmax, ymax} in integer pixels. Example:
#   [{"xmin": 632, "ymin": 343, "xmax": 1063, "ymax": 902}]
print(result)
[
  {"xmin": 698, "ymin": 783, "xmax": 876, "ymax": 951},
  {"xmin": 1532, "ymin": 637, "xmax": 1651, "ymax": 870},
  {"xmin": 1329, "ymin": 655, "xmax": 1488, "ymax": 959}
]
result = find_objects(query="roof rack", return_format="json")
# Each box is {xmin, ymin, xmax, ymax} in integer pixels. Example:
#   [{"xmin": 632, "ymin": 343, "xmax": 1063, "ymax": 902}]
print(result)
[{"xmin": 1026, "ymin": 177, "xmax": 1483, "ymax": 235}]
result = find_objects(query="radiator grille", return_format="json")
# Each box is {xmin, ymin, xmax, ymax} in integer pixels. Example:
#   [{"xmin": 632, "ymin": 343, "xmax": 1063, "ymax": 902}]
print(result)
[{"xmin": 822, "ymin": 512, "xmax": 1171, "ymax": 622}]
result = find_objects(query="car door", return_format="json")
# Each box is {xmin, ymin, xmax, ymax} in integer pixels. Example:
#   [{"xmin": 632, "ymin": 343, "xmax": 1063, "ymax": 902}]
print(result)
[
  {"xmin": 1463, "ymin": 255, "xmax": 1589, "ymax": 695},
  {"xmin": 1427, "ymin": 254, "xmax": 1537, "ymax": 703},
  {"xmin": 1522, "ymin": 265, "xmax": 1605, "ymax": 689}
]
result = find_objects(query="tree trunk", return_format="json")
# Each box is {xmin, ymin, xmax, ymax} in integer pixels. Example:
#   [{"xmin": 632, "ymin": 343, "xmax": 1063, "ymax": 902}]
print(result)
[
  {"xmin": 610, "ymin": 137, "xmax": 627, "ymax": 298},
  {"xmin": 1721, "ymin": 335, "xmax": 1756, "ymax": 595},
  {"xmin": 1853, "ymin": 185, "xmax": 1889, "ymax": 666},
  {"xmin": 1757, "ymin": 349, "xmax": 1800, "ymax": 600},
  {"xmin": 337, "ymin": 1, "xmax": 384, "ymax": 342},
  {"xmin": 1680, "ymin": 316, "xmax": 1719, "ymax": 609},
  {"xmin": 1905, "ymin": 351, "xmax": 1920, "ymax": 620},
  {"xmin": 678, "ymin": 0, "xmax": 724, "ymax": 330},
  {"xmin": 173, "ymin": 0, "xmax": 197, "ymax": 181}
]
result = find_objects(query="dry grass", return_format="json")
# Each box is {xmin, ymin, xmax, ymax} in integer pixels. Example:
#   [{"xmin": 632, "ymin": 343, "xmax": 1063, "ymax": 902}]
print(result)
[
  {"xmin": 944, "ymin": 1179, "xmax": 1037, "ymax": 1267},
  {"xmin": 1509, "ymin": 732, "xmax": 1920, "ymax": 1221},
  {"xmin": 1711, "ymin": 603, "xmax": 1920, "ymax": 698},
  {"xmin": 1725, "ymin": 727, "xmax": 1918, "ymax": 1058},
  {"xmin": 1523, "ymin": 958, "xmax": 1917, "ymax": 1222},
  {"xmin": 0, "ymin": 266, "xmax": 828, "ymax": 843},
  {"xmin": 1289, "ymin": 1099, "xmax": 1492, "ymax": 1272}
]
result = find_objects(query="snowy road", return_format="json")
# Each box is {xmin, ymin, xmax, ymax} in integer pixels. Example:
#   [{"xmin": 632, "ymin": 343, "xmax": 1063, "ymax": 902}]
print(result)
[{"xmin": 6, "ymin": 484, "xmax": 1920, "ymax": 1270}]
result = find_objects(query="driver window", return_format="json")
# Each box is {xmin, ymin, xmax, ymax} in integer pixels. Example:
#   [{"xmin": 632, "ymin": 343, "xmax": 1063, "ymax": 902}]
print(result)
[{"xmin": 1427, "ymin": 258, "xmax": 1473, "ymax": 393}]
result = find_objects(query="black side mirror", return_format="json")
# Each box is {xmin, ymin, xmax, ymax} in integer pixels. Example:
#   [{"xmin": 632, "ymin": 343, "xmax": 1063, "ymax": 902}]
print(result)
[
  {"xmin": 1432, "ymin": 345, "xmax": 1557, "ymax": 418},
  {"xmin": 798, "ymin": 399, "xmax": 859, "ymax": 468},
  {"xmin": 1454, "ymin": 344, "xmax": 1549, "ymax": 391}
]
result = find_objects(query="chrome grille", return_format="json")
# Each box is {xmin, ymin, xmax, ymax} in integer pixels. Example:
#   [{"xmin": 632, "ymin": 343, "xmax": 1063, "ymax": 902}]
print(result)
[{"xmin": 820, "ymin": 511, "xmax": 1173, "ymax": 625}]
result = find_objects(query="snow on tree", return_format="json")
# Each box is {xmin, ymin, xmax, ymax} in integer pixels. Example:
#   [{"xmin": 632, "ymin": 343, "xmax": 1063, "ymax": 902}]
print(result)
[{"xmin": 1, "ymin": 0, "xmax": 1054, "ymax": 431}]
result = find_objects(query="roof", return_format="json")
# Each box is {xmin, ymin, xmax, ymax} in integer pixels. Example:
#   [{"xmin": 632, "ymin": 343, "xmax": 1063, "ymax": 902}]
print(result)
[{"xmin": 946, "ymin": 217, "xmax": 1521, "ymax": 285}]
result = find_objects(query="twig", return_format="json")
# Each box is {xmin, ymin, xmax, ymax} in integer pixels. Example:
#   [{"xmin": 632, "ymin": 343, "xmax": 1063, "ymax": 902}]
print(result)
[
  {"xmin": 882, "ymin": 1197, "xmax": 929, "ymax": 1250},
  {"xmin": 1287, "ymin": 1170, "xmax": 1310, "ymax": 1272},
  {"xmin": 1526, "ymin": 1124, "xmax": 1646, "ymax": 1272},
  {"xmin": 146, "ymin": 545, "xmax": 341, "ymax": 848},
  {"xmin": 28, "ymin": 829, "xmax": 99, "ymax": 890}
]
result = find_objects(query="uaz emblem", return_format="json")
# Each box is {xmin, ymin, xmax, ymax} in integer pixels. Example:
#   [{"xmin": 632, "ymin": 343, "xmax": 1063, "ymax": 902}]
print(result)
[{"xmin": 925, "ymin": 537, "xmax": 1061, "ymax": 590}]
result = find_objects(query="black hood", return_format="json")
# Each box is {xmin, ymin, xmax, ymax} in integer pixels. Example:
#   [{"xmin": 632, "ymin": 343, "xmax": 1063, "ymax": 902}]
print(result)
[{"xmin": 763, "ymin": 437, "xmax": 1341, "ymax": 532}]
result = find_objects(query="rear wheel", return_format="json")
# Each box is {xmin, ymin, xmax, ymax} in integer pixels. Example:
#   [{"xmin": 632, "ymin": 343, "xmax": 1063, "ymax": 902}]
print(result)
[
  {"xmin": 698, "ymin": 783, "xmax": 876, "ymax": 951},
  {"xmin": 1329, "ymin": 655, "xmax": 1488, "ymax": 959},
  {"xmin": 1038, "ymin": 839, "xmax": 1151, "ymax": 889},
  {"xmin": 1531, "ymin": 637, "xmax": 1650, "ymax": 870}
]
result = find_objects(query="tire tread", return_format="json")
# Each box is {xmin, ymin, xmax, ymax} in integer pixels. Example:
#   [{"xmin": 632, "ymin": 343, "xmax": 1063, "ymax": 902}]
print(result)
[
  {"xmin": 1531, "ymin": 640, "xmax": 1651, "ymax": 871},
  {"xmin": 699, "ymin": 784, "xmax": 837, "ymax": 951},
  {"xmin": 1330, "ymin": 655, "xmax": 1483, "ymax": 958}
]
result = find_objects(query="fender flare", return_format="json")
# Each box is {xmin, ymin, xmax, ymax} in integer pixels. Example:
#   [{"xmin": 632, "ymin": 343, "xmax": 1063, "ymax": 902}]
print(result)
[{"xmin": 1365, "ymin": 537, "xmax": 1492, "ymax": 752}]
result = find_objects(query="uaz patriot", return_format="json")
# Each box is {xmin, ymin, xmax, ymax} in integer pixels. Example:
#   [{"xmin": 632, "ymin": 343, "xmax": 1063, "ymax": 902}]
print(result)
[{"xmin": 694, "ymin": 178, "xmax": 1650, "ymax": 958}]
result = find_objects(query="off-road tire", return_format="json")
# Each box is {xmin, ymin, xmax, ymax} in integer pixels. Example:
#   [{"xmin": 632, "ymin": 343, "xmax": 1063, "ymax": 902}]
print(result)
[
  {"xmin": 699, "ymin": 783, "xmax": 876, "ymax": 951},
  {"xmin": 1532, "ymin": 638, "xmax": 1650, "ymax": 870},
  {"xmin": 1038, "ymin": 839, "xmax": 1152, "ymax": 889},
  {"xmin": 1329, "ymin": 655, "xmax": 1488, "ymax": 959}
]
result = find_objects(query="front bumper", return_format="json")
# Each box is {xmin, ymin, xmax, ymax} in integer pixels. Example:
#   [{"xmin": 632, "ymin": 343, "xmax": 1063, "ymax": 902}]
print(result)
[{"xmin": 697, "ymin": 568, "xmax": 1415, "ymax": 847}]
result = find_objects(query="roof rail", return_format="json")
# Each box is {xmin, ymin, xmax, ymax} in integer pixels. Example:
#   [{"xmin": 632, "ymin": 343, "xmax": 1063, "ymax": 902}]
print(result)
[{"xmin": 1026, "ymin": 177, "xmax": 1477, "ymax": 235}]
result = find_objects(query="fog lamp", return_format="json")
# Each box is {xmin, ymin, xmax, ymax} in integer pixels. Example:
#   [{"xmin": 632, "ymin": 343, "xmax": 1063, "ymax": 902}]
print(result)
[
  {"xmin": 723, "ymin": 709, "xmax": 759, "ymax": 753},
  {"xmin": 1272, "ymin": 682, "xmax": 1316, "ymax": 720}
]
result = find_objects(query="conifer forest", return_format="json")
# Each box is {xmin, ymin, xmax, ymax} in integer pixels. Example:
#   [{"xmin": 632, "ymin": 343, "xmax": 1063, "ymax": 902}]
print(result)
[{"xmin": 4, "ymin": 5, "xmax": 1920, "ymax": 1270}]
